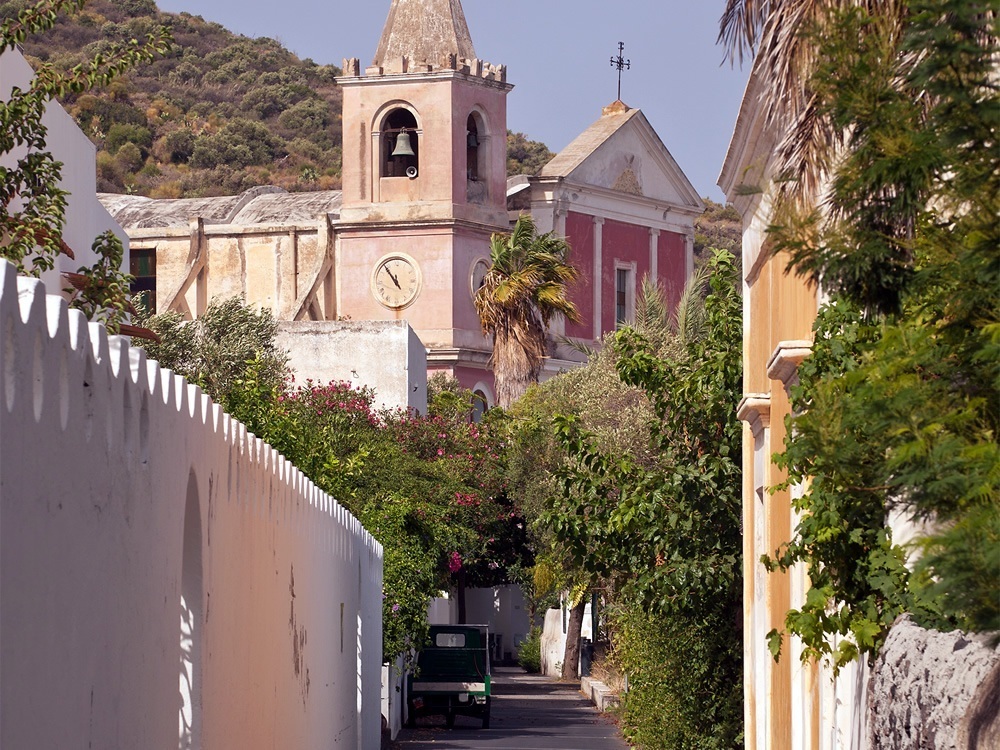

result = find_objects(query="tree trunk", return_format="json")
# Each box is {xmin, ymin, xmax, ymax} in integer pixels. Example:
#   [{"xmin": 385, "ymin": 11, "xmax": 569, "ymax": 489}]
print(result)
[{"xmin": 561, "ymin": 598, "xmax": 586, "ymax": 680}]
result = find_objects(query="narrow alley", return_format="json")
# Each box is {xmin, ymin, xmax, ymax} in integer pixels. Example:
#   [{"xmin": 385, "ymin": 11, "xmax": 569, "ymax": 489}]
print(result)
[{"xmin": 390, "ymin": 667, "xmax": 629, "ymax": 750}]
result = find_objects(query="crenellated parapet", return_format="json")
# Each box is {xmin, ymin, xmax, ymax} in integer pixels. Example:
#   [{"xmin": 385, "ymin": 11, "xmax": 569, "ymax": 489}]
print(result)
[{"xmin": 342, "ymin": 54, "xmax": 506, "ymax": 83}]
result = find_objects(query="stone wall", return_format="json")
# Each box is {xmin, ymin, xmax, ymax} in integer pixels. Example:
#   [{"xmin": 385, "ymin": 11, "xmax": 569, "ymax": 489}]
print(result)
[
  {"xmin": 869, "ymin": 617, "xmax": 1000, "ymax": 749},
  {"xmin": 0, "ymin": 261, "xmax": 383, "ymax": 748}
]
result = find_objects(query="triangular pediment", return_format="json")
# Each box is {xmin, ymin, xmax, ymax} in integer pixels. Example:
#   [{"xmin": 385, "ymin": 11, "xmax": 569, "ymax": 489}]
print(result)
[{"xmin": 541, "ymin": 105, "xmax": 702, "ymax": 209}]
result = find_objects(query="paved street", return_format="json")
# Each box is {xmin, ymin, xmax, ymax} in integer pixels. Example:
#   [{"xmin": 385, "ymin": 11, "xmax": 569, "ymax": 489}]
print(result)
[{"xmin": 390, "ymin": 667, "xmax": 630, "ymax": 750}]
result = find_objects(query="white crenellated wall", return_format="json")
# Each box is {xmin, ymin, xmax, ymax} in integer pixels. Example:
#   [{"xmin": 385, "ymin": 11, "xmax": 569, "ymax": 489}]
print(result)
[{"xmin": 0, "ymin": 260, "xmax": 383, "ymax": 749}]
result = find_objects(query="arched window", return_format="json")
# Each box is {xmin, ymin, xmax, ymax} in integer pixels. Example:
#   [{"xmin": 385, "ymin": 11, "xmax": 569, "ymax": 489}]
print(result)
[
  {"xmin": 471, "ymin": 383, "xmax": 494, "ymax": 422},
  {"xmin": 381, "ymin": 108, "xmax": 419, "ymax": 178},
  {"xmin": 466, "ymin": 114, "xmax": 480, "ymax": 181},
  {"xmin": 472, "ymin": 390, "xmax": 488, "ymax": 422},
  {"xmin": 466, "ymin": 112, "xmax": 488, "ymax": 204}
]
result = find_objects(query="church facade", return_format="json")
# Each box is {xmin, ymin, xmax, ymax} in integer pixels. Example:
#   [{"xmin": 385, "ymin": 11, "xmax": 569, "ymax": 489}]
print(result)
[{"xmin": 101, "ymin": 0, "xmax": 703, "ymax": 409}]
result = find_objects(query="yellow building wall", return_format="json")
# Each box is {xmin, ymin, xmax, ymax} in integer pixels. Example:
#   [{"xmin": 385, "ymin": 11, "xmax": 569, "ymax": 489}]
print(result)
[{"xmin": 743, "ymin": 247, "xmax": 818, "ymax": 750}]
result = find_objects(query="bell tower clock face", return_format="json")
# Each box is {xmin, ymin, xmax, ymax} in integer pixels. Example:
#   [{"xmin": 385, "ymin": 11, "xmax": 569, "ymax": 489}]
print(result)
[{"xmin": 372, "ymin": 254, "xmax": 420, "ymax": 309}]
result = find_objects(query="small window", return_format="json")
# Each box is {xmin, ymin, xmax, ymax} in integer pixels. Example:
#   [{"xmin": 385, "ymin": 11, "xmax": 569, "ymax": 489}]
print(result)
[
  {"xmin": 130, "ymin": 246, "xmax": 156, "ymax": 313},
  {"xmin": 435, "ymin": 632, "xmax": 466, "ymax": 648},
  {"xmin": 382, "ymin": 108, "xmax": 419, "ymax": 178},
  {"xmin": 615, "ymin": 268, "xmax": 629, "ymax": 327}
]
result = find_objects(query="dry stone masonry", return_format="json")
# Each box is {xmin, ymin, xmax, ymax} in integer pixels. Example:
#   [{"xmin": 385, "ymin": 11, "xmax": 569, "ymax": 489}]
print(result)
[{"xmin": 869, "ymin": 616, "xmax": 1000, "ymax": 749}]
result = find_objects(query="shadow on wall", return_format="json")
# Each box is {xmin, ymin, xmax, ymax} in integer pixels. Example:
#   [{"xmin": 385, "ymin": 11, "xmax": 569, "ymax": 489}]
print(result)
[{"xmin": 179, "ymin": 469, "xmax": 202, "ymax": 749}]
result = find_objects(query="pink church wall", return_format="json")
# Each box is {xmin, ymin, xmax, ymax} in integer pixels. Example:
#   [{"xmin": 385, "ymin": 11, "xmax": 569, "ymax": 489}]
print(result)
[
  {"xmin": 453, "ymin": 365, "xmax": 495, "ymax": 398},
  {"xmin": 562, "ymin": 215, "xmax": 687, "ymax": 341},
  {"xmin": 452, "ymin": 230, "xmax": 491, "ymax": 336},
  {"xmin": 601, "ymin": 219, "xmax": 650, "ymax": 331},
  {"xmin": 658, "ymin": 230, "xmax": 687, "ymax": 317},
  {"xmin": 564, "ymin": 212, "xmax": 595, "ymax": 339}
]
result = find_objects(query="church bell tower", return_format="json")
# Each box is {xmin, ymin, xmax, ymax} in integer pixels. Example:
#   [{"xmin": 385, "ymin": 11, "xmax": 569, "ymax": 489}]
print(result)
[{"xmin": 337, "ymin": 0, "xmax": 512, "ymax": 400}]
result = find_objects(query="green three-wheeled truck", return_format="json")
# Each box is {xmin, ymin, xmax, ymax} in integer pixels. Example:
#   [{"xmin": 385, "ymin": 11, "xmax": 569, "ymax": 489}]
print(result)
[{"xmin": 406, "ymin": 624, "xmax": 492, "ymax": 729}]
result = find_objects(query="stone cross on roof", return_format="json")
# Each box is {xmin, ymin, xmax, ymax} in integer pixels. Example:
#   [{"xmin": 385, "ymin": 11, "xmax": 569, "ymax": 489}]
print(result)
[{"xmin": 373, "ymin": 0, "xmax": 477, "ymax": 68}]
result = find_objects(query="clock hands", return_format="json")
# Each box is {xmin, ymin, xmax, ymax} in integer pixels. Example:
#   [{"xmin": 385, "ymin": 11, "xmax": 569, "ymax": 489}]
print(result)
[{"xmin": 386, "ymin": 266, "xmax": 402, "ymax": 289}]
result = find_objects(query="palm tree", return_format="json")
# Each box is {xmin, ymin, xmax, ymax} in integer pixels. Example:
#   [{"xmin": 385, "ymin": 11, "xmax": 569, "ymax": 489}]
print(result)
[
  {"xmin": 718, "ymin": 0, "xmax": 908, "ymax": 201},
  {"xmin": 475, "ymin": 215, "xmax": 580, "ymax": 409}
]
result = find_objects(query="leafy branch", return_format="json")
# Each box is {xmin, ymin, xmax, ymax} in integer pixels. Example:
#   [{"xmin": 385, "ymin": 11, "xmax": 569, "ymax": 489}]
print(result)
[{"xmin": 1, "ymin": 0, "xmax": 171, "ymax": 316}]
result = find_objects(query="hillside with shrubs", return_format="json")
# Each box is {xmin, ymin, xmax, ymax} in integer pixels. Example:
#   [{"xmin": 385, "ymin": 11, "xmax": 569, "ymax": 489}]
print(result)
[
  {"xmin": 8, "ymin": 0, "xmax": 553, "ymax": 198},
  {"xmin": 5, "ymin": 0, "xmax": 342, "ymax": 196}
]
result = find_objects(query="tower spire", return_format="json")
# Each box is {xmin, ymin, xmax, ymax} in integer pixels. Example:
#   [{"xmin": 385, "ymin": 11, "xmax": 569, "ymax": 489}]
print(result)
[{"xmin": 373, "ymin": 0, "xmax": 476, "ymax": 69}]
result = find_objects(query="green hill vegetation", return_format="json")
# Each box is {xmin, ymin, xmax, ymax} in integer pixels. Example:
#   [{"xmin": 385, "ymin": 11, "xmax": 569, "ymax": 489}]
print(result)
[
  {"xmin": 8, "ymin": 0, "xmax": 554, "ymax": 197},
  {"xmin": 694, "ymin": 198, "xmax": 741, "ymax": 261}
]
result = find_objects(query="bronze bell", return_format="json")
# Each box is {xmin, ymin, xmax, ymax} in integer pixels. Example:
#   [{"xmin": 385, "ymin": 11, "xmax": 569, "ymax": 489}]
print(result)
[
  {"xmin": 467, "ymin": 131, "xmax": 479, "ymax": 148},
  {"xmin": 391, "ymin": 130, "xmax": 415, "ymax": 157}
]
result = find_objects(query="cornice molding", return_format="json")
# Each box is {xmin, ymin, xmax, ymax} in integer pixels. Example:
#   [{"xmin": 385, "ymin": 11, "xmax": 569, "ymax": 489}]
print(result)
[
  {"xmin": 767, "ymin": 340, "xmax": 813, "ymax": 385},
  {"xmin": 737, "ymin": 393, "xmax": 771, "ymax": 433}
]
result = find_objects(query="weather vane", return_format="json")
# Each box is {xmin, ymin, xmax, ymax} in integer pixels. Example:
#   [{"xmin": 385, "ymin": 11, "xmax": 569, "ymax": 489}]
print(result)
[{"xmin": 609, "ymin": 41, "xmax": 630, "ymax": 101}]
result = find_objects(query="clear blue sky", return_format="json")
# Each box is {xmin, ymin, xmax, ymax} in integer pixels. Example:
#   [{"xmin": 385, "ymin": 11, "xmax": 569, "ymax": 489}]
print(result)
[{"xmin": 156, "ymin": 1, "xmax": 751, "ymax": 203}]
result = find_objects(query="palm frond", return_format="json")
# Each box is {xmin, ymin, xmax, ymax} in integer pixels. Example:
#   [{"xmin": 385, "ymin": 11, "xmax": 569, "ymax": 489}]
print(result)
[
  {"xmin": 554, "ymin": 334, "xmax": 597, "ymax": 357},
  {"xmin": 674, "ymin": 262, "xmax": 712, "ymax": 345},
  {"xmin": 476, "ymin": 214, "xmax": 582, "ymax": 407},
  {"xmin": 718, "ymin": 0, "xmax": 772, "ymax": 66},
  {"xmin": 634, "ymin": 275, "xmax": 671, "ymax": 340},
  {"xmin": 719, "ymin": 0, "xmax": 910, "ymax": 205}
]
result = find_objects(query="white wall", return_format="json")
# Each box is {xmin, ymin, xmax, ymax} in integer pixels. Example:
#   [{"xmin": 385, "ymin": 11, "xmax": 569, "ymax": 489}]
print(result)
[
  {"xmin": 277, "ymin": 320, "xmax": 427, "ymax": 414},
  {"xmin": 0, "ymin": 261, "xmax": 383, "ymax": 749},
  {"xmin": 0, "ymin": 50, "xmax": 126, "ymax": 290},
  {"xmin": 425, "ymin": 586, "xmax": 530, "ymax": 664},
  {"xmin": 464, "ymin": 585, "xmax": 530, "ymax": 662},
  {"xmin": 540, "ymin": 600, "xmax": 593, "ymax": 678}
]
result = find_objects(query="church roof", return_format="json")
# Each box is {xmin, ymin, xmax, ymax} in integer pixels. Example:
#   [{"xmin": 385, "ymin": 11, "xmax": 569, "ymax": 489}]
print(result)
[
  {"xmin": 373, "ymin": 0, "xmax": 476, "ymax": 68},
  {"xmin": 99, "ymin": 187, "xmax": 342, "ymax": 230},
  {"xmin": 539, "ymin": 101, "xmax": 703, "ymax": 210},
  {"xmin": 541, "ymin": 102, "xmax": 640, "ymax": 178}
]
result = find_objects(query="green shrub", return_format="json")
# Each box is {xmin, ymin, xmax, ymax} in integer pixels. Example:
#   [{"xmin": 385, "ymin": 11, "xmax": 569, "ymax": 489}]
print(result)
[
  {"xmin": 610, "ymin": 602, "xmax": 742, "ymax": 750},
  {"xmin": 115, "ymin": 141, "xmax": 143, "ymax": 172},
  {"xmin": 106, "ymin": 123, "xmax": 151, "ymax": 156},
  {"xmin": 190, "ymin": 119, "xmax": 278, "ymax": 169},
  {"xmin": 278, "ymin": 98, "xmax": 330, "ymax": 132},
  {"xmin": 155, "ymin": 129, "xmax": 195, "ymax": 164},
  {"xmin": 517, "ymin": 628, "xmax": 542, "ymax": 673}
]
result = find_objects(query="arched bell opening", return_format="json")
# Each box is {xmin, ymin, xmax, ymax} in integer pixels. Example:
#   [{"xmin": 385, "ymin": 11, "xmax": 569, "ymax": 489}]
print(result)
[
  {"xmin": 381, "ymin": 108, "xmax": 419, "ymax": 178},
  {"xmin": 466, "ymin": 111, "xmax": 488, "ymax": 204}
]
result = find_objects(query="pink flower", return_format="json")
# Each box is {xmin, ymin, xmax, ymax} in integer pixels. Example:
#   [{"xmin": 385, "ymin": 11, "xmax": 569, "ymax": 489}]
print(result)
[{"xmin": 448, "ymin": 551, "xmax": 462, "ymax": 573}]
